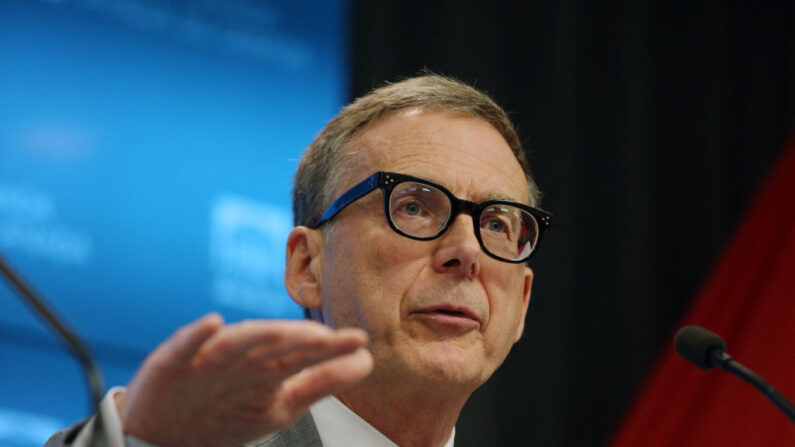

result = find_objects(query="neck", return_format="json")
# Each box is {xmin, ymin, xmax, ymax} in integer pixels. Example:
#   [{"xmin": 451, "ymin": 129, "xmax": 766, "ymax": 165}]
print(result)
[{"xmin": 335, "ymin": 375, "xmax": 473, "ymax": 447}]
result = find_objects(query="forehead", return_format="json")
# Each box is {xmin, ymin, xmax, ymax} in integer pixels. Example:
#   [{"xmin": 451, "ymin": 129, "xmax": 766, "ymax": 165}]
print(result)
[{"xmin": 345, "ymin": 109, "xmax": 529, "ymax": 203}]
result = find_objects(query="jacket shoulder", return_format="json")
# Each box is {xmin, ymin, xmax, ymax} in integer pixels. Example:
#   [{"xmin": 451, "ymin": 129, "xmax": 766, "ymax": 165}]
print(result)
[{"xmin": 44, "ymin": 419, "xmax": 89, "ymax": 447}]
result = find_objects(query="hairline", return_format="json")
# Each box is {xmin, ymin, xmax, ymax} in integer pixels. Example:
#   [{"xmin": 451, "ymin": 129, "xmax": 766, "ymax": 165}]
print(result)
[{"xmin": 324, "ymin": 106, "xmax": 537, "ymax": 214}]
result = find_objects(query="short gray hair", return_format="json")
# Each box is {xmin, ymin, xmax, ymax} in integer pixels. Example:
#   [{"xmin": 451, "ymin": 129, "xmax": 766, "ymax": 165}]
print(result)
[{"xmin": 292, "ymin": 75, "xmax": 540, "ymax": 228}]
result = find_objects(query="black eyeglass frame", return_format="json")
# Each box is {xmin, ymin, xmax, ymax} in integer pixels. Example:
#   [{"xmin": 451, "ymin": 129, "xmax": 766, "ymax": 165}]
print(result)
[{"xmin": 312, "ymin": 171, "xmax": 553, "ymax": 263}]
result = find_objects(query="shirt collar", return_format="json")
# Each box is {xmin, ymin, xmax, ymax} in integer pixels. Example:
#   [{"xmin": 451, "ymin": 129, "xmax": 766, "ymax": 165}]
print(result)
[{"xmin": 310, "ymin": 396, "xmax": 455, "ymax": 447}]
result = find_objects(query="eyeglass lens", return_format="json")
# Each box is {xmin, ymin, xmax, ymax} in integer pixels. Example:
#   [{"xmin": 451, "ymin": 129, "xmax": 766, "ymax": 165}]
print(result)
[{"xmin": 388, "ymin": 181, "xmax": 539, "ymax": 261}]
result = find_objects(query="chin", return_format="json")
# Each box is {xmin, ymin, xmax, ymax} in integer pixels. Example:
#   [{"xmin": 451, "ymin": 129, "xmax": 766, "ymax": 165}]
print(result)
[{"xmin": 406, "ymin": 341, "xmax": 492, "ymax": 388}]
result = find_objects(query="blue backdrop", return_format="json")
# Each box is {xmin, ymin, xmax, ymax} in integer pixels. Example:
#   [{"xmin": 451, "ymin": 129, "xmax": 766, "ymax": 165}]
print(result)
[{"xmin": 0, "ymin": 1, "xmax": 348, "ymax": 445}]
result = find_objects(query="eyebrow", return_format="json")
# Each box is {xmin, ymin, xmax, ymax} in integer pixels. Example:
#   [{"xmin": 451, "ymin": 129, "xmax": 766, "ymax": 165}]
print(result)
[
  {"xmin": 420, "ymin": 175, "xmax": 522, "ymax": 203},
  {"xmin": 478, "ymin": 191, "xmax": 522, "ymax": 203}
]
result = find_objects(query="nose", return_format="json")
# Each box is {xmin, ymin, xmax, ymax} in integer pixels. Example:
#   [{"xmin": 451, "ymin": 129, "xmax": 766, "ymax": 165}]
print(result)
[{"xmin": 431, "ymin": 213, "xmax": 481, "ymax": 279}]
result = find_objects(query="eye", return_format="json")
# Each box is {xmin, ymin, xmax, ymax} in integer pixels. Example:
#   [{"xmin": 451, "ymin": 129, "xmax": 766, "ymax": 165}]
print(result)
[
  {"xmin": 401, "ymin": 201, "xmax": 422, "ymax": 216},
  {"xmin": 480, "ymin": 205, "xmax": 519, "ymax": 239},
  {"xmin": 389, "ymin": 182, "xmax": 452, "ymax": 239},
  {"xmin": 485, "ymin": 219, "xmax": 506, "ymax": 233},
  {"xmin": 393, "ymin": 197, "xmax": 429, "ymax": 218}
]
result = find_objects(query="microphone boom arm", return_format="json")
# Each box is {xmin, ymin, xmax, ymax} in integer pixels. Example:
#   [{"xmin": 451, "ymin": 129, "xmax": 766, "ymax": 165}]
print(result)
[{"xmin": 709, "ymin": 349, "xmax": 795, "ymax": 424}]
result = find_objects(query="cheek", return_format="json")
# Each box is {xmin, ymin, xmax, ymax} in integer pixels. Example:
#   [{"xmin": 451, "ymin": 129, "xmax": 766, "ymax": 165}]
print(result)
[
  {"xmin": 322, "ymin": 223, "xmax": 425, "ymax": 331},
  {"xmin": 360, "ymin": 231, "xmax": 430, "ymax": 320},
  {"xmin": 482, "ymin": 267, "xmax": 527, "ymax": 353}
]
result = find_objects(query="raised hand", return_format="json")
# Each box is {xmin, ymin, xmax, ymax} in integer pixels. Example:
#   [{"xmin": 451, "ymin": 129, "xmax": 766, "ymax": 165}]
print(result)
[{"xmin": 117, "ymin": 313, "xmax": 373, "ymax": 447}]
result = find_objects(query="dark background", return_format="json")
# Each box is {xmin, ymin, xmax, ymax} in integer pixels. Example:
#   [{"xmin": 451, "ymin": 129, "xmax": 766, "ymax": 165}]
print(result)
[{"xmin": 350, "ymin": 2, "xmax": 794, "ymax": 445}]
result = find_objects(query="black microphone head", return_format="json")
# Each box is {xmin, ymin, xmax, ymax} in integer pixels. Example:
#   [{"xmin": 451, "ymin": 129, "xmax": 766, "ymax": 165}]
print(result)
[{"xmin": 674, "ymin": 325, "xmax": 727, "ymax": 370}]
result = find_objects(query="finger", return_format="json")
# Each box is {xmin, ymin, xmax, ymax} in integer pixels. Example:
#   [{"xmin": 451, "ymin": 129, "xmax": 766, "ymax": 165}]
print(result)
[
  {"xmin": 194, "ymin": 320, "xmax": 355, "ymax": 370},
  {"xmin": 245, "ymin": 327, "xmax": 367, "ymax": 365},
  {"xmin": 149, "ymin": 313, "xmax": 224, "ymax": 369},
  {"xmin": 246, "ymin": 328, "xmax": 368, "ymax": 380},
  {"xmin": 279, "ymin": 347, "xmax": 374, "ymax": 414},
  {"xmin": 194, "ymin": 320, "xmax": 331, "ymax": 369}
]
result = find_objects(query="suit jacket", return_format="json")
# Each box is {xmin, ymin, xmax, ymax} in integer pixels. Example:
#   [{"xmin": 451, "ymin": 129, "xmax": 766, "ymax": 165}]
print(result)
[
  {"xmin": 246, "ymin": 412, "xmax": 323, "ymax": 447},
  {"xmin": 45, "ymin": 412, "xmax": 323, "ymax": 447}
]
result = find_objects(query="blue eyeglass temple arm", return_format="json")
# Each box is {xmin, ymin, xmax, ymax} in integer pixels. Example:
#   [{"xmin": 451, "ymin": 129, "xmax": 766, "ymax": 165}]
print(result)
[{"xmin": 313, "ymin": 172, "xmax": 382, "ymax": 228}]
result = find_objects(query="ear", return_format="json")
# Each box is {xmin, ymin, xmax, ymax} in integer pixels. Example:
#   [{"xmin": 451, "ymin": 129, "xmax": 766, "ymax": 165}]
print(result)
[
  {"xmin": 513, "ymin": 267, "xmax": 534, "ymax": 343},
  {"xmin": 284, "ymin": 226, "xmax": 325, "ymax": 310}
]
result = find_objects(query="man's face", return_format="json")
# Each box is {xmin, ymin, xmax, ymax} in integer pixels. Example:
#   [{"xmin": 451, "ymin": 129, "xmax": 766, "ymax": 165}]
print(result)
[{"xmin": 318, "ymin": 109, "xmax": 533, "ymax": 391}]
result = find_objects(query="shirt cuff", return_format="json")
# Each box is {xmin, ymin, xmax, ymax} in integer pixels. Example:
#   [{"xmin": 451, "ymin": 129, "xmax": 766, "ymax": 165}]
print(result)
[{"xmin": 71, "ymin": 386, "xmax": 161, "ymax": 447}]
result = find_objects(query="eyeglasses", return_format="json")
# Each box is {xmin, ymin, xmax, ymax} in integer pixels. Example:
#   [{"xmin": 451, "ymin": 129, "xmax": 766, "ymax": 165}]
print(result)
[{"xmin": 313, "ymin": 172, "xmax": 552, "ymax": 263}]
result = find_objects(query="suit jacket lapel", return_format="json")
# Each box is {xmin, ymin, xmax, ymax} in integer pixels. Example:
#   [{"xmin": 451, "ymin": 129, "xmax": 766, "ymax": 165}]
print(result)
[{"xmin": 245, "ymin": 411, "xmax": 322, "ymax": 447}]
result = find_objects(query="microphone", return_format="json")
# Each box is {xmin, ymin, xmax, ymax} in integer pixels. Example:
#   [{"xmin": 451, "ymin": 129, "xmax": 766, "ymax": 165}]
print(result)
[{"xmin": 674, "ymin": 325, "xmax": 795, "ymax": 424}]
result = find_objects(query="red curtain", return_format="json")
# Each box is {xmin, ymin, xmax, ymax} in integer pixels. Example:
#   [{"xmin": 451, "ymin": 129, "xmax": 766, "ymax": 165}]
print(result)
[{"xmin": 610, "ymin": 133, "xmax": 795, "ymax": 447}]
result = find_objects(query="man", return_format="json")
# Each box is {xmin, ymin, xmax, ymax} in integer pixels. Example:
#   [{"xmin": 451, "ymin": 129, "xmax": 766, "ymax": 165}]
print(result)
[{"xmin": 47, "ymin": 75, "xmax": 551, "ymax": 447}]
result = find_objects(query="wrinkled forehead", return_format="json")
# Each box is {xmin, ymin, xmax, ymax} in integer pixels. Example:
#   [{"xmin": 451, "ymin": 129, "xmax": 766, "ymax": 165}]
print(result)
[{"xmin": 339, "ymin": 108, "xmax": 530, "ymax": 204}]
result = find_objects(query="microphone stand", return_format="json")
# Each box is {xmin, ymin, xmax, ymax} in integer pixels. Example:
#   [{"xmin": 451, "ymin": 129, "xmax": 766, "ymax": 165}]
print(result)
[{"xmin": 0, "ymin": 251, "xmax": 108, "ymax": 443}]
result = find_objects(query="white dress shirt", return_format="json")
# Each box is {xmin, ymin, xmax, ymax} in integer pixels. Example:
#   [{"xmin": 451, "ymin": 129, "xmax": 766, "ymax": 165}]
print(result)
[{"xmin": 311, "ymin": 396, "xmax": 455, "ymax": 447}]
